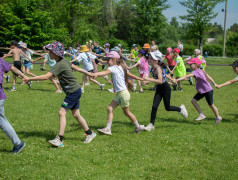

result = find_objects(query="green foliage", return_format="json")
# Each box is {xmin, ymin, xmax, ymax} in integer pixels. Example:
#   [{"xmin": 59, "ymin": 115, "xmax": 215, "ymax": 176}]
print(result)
[
  {"xmin": 226, "ymin": 32, "xmax": 238, "ymax": 57},
  {"xmin": 203, "ymin": 44, "xmax": 223, "ymax": 56}
]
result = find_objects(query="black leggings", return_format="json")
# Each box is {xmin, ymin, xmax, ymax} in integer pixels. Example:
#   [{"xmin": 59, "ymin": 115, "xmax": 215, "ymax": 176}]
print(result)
[{"xmin": 150, "ymin": 82, "xmax": 181, "ymax": 125}]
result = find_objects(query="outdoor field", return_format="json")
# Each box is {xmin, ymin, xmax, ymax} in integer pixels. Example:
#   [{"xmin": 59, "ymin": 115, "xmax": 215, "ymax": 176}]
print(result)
[{"xmin": 0, "ymin": 57, "xmax": 237, "ymax": 179}]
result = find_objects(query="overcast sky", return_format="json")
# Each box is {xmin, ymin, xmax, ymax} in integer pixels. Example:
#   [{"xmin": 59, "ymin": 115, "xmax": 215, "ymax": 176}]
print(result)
[{"xmin": 163, "ymin": 0, "xmax": 238, "ymax": 29}]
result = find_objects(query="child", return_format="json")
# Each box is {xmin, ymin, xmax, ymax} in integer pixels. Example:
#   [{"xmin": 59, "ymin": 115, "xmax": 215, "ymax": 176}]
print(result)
[
  {"xmin": 184, "ymin": 49, "xmax": 207, "ymax": 70},
  {"xmin": 104, "ymin": 43, "xmax": 110, "ymax": 56},
  {"xmin": 171, "ymin": 48, "xmax": 186, "ymax": 91},
  {"xmin": 216, "ymin": 60, "xmax": 238, "ymax": 103},
  {"xmin": 34, "ymin": 46, "xmax": 62, "ymax": 93},
  {"xmin": 175, "ymin": 58, "xmax": 222, "ymax": 124},
  {"xmin": 71, "ymin": 45, "xmax": 105, "ymax": 93},
  {"xmin": 0, "ymin": 53, "xmax": 26, "ymax": 153},
  {"xmin": 3, "ymin": 40, "xmax": 33, "ymax": 91},
  {"xmin": 19, "ymin": 43, "xmax": 38, "ymax": 80},
  {"xmin": 143, "ymin": 51, "xmax": 188, "ymax": 131},
  {"xmin": 93, "ymin": 51, "xmax": 145, "ymax": 135},
  {"xmin": 64, "ymin": 45, "xmax": 79, "ymax": 66},
  {"xmin": 129, "ymin": 49, "xmax": 149, "ymax": 93},
  {"xmin": 23, "ymin": 41, "xmax": 96, "ymax": 147}
]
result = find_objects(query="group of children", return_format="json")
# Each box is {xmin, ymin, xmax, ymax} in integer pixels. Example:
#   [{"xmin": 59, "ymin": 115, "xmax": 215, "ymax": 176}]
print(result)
[{"xmin": 0, "ymin": 40, "xmax": 237, "ymax": 154}]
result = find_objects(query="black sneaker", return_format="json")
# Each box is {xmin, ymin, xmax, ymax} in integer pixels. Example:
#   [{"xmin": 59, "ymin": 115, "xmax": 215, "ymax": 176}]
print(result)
[
  {"xmin": 172, "ymin": 84, "xmax": 177, "ymax": 90},
  {"xmin": 40, "ymin": 68, "xmax": 45, "ymax": 71},
  {"xmin": 11, "ymin": 141, "xmax": 26, "ymax": 154},
  {"xmin": 188, "ymin": 77, "xmax": 193, "ymax": 85},
  {"xmin": 102, "ymin": 65, "xmax": 105, "ymax": 70}
]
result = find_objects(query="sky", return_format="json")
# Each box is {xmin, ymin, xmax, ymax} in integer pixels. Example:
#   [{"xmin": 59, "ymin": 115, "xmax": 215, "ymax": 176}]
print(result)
[{"xmin": 163, "ymin": 0, "xmax": 238, "ymax": 29}]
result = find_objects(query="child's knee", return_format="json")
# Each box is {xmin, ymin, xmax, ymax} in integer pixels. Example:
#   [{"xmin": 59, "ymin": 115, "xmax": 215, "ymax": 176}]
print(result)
[
  {"xmin": 107, "ymin": 106, "xmax": 113, "ymax": 113},
  {"xmin": 58, "ymin": 109, "xmax": 66, "ymax": 117}
]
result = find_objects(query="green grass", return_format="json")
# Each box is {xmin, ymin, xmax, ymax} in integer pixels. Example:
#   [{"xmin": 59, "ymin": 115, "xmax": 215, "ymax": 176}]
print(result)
[{"xmin": 0, "ymin": 58, "xmax": 238, "ymax": 179}]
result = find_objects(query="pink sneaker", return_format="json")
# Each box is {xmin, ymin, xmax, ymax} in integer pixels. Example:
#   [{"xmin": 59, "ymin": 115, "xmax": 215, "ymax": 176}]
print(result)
[{"xmin": 195, "ymin": 114, "xmax": 206, "ymax": 122}]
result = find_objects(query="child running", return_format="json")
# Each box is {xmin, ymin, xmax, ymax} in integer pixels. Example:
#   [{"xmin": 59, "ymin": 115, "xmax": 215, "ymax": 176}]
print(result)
[
  {"xmin": 129, "ymin": 49, "xmax": 149, "ymax": 93},
  {"xmin": 23, "ymin": 41, "xmax": 96, "ymax": 147},
  {"xmin": 216, "ymin": 60, "xmax": 238, "ymax": 103},
  {"xmin": 71, "ymin": 45, "xmax": 105, "ymax": 93},
  {"xmin": 93, "ymin": 51, "xmax": 145, "ymax": 135},
  {"xmin": 0, "ymin": 52, "xmax": 26, "ymax": 153},
  {"xmin": 175, "ymin": 58, "xmax": 222, "ymax": 124},
  {"xmin": 143, "ymin": 51, "xmax": 188, "ymax": 131},
  {"xmin": 3, "ymin": 40, "xmax": 34, "ymax": 91},
  {"xmin": 171, "ymin": 48, "xmax": 186, "ymax": 91}
]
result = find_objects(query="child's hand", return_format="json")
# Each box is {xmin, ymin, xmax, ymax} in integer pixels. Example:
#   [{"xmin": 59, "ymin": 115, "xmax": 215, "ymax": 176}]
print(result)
[
  {"xmin": 30, "ymin": 60, "xmax": 34, "ymax": 63},
  {"xmin": 128, "ymin": 67, "xmax": 132, "ymax": 70},
  {"xmin": 91, "ymin": 74, "xmax": 97, "ymax": 79},
  {"xmin": 143, "ymin": 76, "xmax": 148, "ymax": 81},
  {"xmin": 23, "ymin": 76, "xmax": 30, "ymax": 83},
  {"xmin": 215, "ymin": 85, "xmax": 221, "ymax": 89}
]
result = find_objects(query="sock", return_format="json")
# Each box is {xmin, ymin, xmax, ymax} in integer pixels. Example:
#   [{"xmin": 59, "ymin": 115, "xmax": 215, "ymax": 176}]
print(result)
[
  {"xmin": 106, "ymin": 120, "xmax": 112, "ymax": 130},
  {"xmin": 85, "ymin": 129, "xmax": 92, "ymax": 135},
  {"xmin": 58, "ymin": 135, "xmax": 63, "ymax": 142},
  {"xmin": 133, "ymin": 120, "xmax": 140, "ymax": 128},
  {"xmin": 199, "ymin": 113, "xmax": 205, "ymax": 116}
]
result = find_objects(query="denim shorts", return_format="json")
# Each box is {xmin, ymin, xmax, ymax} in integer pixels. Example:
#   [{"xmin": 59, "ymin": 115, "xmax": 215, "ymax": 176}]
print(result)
[
  {"xmin": 23, "ymin": 61, "xmax": 32, "ymax": 69},
  {"xmin": 61, "ymin": 88, "xmax": 82, "ymax": 110}
]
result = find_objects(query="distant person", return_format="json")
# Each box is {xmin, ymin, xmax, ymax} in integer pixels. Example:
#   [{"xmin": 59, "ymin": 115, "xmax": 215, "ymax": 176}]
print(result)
[
  {"xmin": 216, "ymin": 60, "xmax": 238, "ymax": 103},
  {"xmin": 0, "ymin": 52, "xmax": 26, "ymax": 153},
  {"xmin": 184, "ymin": 49, "xmax": 207, "ymax": 70},
  {"xmin": 151, "ymin": 40, "xmax": 158, "ymax": 49},
  {"xmin": 143, "ymin": 43, "xmax": 151, "ymax": 61},
  {"xmin": 177, "ymin": 40, "xmax": 183, "ymax": 57},
  {"xmin": 175, "ymin": 58, "xmax": 222, "ymax": 124},
  {"xmin": 65, "ymin": 45, "xmax": 79, "ymax": 66}
]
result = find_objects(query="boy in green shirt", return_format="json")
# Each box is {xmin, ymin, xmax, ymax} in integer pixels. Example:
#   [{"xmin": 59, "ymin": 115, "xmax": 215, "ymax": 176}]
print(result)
[{"xmin": 24, "ymin": 41, "xmax": 96, "ymax": 147}]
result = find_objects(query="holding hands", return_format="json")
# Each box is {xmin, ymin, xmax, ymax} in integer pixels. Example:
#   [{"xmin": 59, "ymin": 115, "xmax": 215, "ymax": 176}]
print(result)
[{"xmin": 23, "ymin": 76, "xmax": 30, "ymax": 83}]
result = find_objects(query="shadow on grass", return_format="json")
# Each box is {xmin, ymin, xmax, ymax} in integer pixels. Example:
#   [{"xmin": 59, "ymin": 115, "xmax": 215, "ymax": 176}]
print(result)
[
  {"xmin": 159, "ymin": 117, "xmax": 197, "ymax": 125},
  {"xmin": 18, "ymin": 130, "xmax": 54, "ymax": 141},
  {"xmin": 205, "ymin": 117, "xmax": 235, "ymax": 123},
  {"xmin": 0, "ymin": 148, "xmax": 11, "ymax": 153},
  {"xmin": 28, "ymin": 89, "xmax": 54, "ymax": 92}
]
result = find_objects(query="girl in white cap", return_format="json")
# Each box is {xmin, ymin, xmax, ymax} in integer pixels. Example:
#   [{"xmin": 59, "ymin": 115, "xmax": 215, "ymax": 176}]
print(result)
[
  {"xmin": 93, "ymin": 51, "xmax": 145, "ymax": 135},
  {"xmin": 143, "ymin": 51, "xmax": 188, "ymax": 131}
]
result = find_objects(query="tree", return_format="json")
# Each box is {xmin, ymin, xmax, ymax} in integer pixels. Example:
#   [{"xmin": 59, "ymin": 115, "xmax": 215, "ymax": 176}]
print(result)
[{"xmin": 180, "ymin": 0, "xmax": 224, "ymax": 54}]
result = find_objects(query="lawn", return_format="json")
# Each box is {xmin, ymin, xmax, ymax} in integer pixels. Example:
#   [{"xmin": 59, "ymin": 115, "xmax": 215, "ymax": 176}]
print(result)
[{"xmin": 0, "ymin": 57, "xmax": 237, "ymax": 179}]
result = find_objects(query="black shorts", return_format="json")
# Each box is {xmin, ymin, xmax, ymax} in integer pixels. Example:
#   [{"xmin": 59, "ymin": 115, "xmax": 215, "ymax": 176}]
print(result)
[
  {"xmin": 95, "ymin": 59, "xmax": 99, "ymax": 64},
  {"xmin": 13, "ymin": 61, "xmax": 22, "ymax": 75},
  {"xmin": 72, "ymin": 61, "xmax": 79, "ymax": 66},
  {"xmin": 61, "ymin": 88, "xmax": 81, "ymax": 110},
  {"xmin": 87, "ymin": 70, "xmax": 94, "ymax": 73},
  {"xmin": 193, "ymin": 90, "xmax": 213, "ymax": 105}
]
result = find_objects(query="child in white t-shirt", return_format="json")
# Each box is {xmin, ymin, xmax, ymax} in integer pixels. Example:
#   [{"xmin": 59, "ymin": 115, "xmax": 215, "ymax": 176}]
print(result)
[
  {"xmin": 92, "ymin": 51, "xmax": 145, "ymax": 135},
  {"xmin": 216, "ymin": 60, "xmax": 238, "ymax": 103},
  {"xmin": 71, "ymin": 45, "xmax": 104, "ymax": 93}
]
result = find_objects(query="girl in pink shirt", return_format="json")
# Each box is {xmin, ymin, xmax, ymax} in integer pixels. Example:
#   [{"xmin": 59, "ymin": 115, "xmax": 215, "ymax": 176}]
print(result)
[
  {"xmin": 129, "ymin": 49, "xmax": 149, "ymax": 93},
  {"xmin": 175, "ymin": 58, "xmax": 222, "ymax": 124}
]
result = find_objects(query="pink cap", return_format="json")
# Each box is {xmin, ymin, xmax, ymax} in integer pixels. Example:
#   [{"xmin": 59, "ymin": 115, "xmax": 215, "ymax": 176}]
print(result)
[
  {"xmin": 187, "ymin": 58, "xmax": 201, "ymax": 65},
  {"xmin": 107, "ymin": 51, "xmax": 120, "ymax": 59}
]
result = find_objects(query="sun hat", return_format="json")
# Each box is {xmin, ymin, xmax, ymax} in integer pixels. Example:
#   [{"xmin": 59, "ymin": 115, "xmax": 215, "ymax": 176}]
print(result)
[
  {"xmin": 132, "ymin": 44, "xmax": 137, "ymax": 47},
  {"xmin": 167, "ymin": 47, "xmax": 172, "ymax": 53},
  {"xmin": 104, "ymin": 43, "xmax": 110, "ymax": 47},
  {"xmin": 20, "ymin": 43, "xmax": 27, "ymax": 49},
  {"xmin": 106, "ymin": 51, "xmax": 120, "ymax": 59},
  {"xmin": 143, "ymin": 43, "xmax": 150, "ymax": 49},
  {"xmin": 187, "ymin": 58, "xmax": 201, "ymax": 65},
  {"xmin": 150, "ymin": 50, "xmax": 163, "ymax": 61},
  {"xmin": 194, "ymin": 49, "xmax": 200, "ymax": 54},
  {"xmin": 118, "ymin": 44, "xmax": 122, "ymax": 47},
  {"xmin": 79, "ymin": 45, "xmax": 89, "ymax": 52},
  {"xmin": 89, "ymin": 40, "xmax": 92, "ymax": 43},
  {"xmin": 45, "ymin": 41, "xmax": 65, "ymax": 58},
  {"xmin": 18, "ymin": 41, "xmax": 24, "ymax": 45},
  {"xmin": 111, "ymin": 46, "xmax": 121, "ymax": 53},
  {"xmin": 173, "ymin": 48, "xmax": 180, "ymax": 54},
  {"xmin": 138, "ymin": 49, "xmax": 146, "ymax": 55}
]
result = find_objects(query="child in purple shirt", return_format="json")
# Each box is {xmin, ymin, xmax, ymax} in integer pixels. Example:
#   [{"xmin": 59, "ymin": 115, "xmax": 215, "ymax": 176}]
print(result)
[
  {"xmin": 0, "ymin": 53, "xmax": 27, "ymax": 153},
  {"xmin": 175, "ymin": 58, "xmax": 222, "ymax": 124}
]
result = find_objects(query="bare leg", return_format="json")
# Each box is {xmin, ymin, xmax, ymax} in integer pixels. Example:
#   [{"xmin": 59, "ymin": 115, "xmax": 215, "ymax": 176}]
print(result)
[
  {"xmin": 43, "ymin": 59, "xmax": 47, "ymax": 69},
  {"xmin": 191, "ymin": 98, "xmax": 203, "ymax": 114},
  {"xmin": 122, "ymin": 106, "xmax": 137, "ymax": 123},
  {"xmin": 72, "ymin": 109, "xmax": 89, "ymax": 131},
  {"xmin": 209, "ymin": 104, "xmax": 219, "ymax": 118},
  {"xmin": 26, "ymin": 68, "xmax": 37, "ymax": 77},
  {"xmin": 107, "ymin": 100, "xmax": 119, "ymax": 122},
  {"xmin": 81, "ymin": 74, "xmax": 86, "ymax": 89},
  {"xmin": 137, "ymin": 80, "xmax": 143, "ymax": 92},
  {"xmin": 89, "ymin": 77, "xmax": 101, "ymax": 86},
  {"xmin": 58, "ymin": 107, "xmax": 69, "ymax": 136}
]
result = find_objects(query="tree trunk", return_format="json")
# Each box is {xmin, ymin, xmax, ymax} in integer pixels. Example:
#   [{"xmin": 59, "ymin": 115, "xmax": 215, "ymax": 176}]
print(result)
[{"xmin": 199, "ymin": 37, "xmax": 203, "ymax": 55}]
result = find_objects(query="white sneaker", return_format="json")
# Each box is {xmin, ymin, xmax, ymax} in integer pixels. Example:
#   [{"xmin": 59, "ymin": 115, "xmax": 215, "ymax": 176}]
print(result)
[
  {"xmin": 133, "ymin": 84, "xmax": 137, "ymax": 92},
  {"xmin": 97, "ymin": 127, "xmax": 112, "ymax": 135},
  {"xmin": 179, "ymin": 104, "xmax": 188, "ymax": 119},
  {"xmin": 108, "ymin": 88, "xmax": 114, "ymax": 93},
  {"xmin": 100, "ymin": 84, "xmax": 105, "ymax": 91},
  {"xmin": 81, "ymin": 88, "xmax": 84, "ymax": 93},
  {"xmin": 85, "ymin": 82, "xmax": 90, "ymax": 86},
  {"xmin": 56, "ymin": 90, "xmax": 62, "ymax": 93},
  {"xmin": 214, "ymin": 116, "xmax": 222, "ymax": 124},
  {"xmin": 144, "ymin": 123, "xmax": 155, "ymax": 131},
  {"xmin": 195, "ymin": 114, "xmax": 206, "ymax": 121},
  {"xmin": 84, "ymin": 132, "xmax": 96, "ymax": 143},
  {"xmin": 133, "ymin": 125, "xmax": 145, "ymax": 134},
  {"xmin": 48, "ymin": 136, "xmax": 64, "ymax": 147},
  {"xmin": 9, "ymin": 86, "xmax": 16, "ymax": 91}
]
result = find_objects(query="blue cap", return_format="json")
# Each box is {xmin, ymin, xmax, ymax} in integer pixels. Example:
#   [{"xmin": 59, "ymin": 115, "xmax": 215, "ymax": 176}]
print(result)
[{"xmin": 138, "ymin": 49, "xmax": 145, "ymax": 55}]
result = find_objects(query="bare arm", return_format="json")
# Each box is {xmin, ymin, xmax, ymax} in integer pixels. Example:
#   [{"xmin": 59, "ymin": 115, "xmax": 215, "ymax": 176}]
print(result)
[
  {"xmin": 71, "ymin": 64, "xmax": 93, "ymax": 76},
  {"xmin": 2, "ymin": 49, "xmax": 13, "ymax": 59},
  {"xmin": 19, "ymin": 49, "xmax": 33, "ymax": 63},
  {"xmin": 130, "ymin": 61, "xmax": 139, "ymax": 69},
  {"xmin": 202, "ymin": 70, "xmax": 216, "ymax": 85},
  {"xmin": 128, "ymin": 72, "xmax": 143, "ymax": 81},
  {"xmin": 93, "ymin": 70, "xmax": 111, "ymax": 78},
  {"xmin": 144, "ymin": 67, "xmax": 163, "ymax": 84},
  {"xmin": 216, "ymin": 79, "xmax": 238, "ymax": 89},
  {"xmin": 24, "ymin": 72, "xmax": 53, "ymax": 83},
  {"xmin": 176, "ymin": 73, "xmax": 195, "ymax": 82},
  {"xmin": 171, "ymin": 63, "xmax": 178, "ymax": 73}
]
